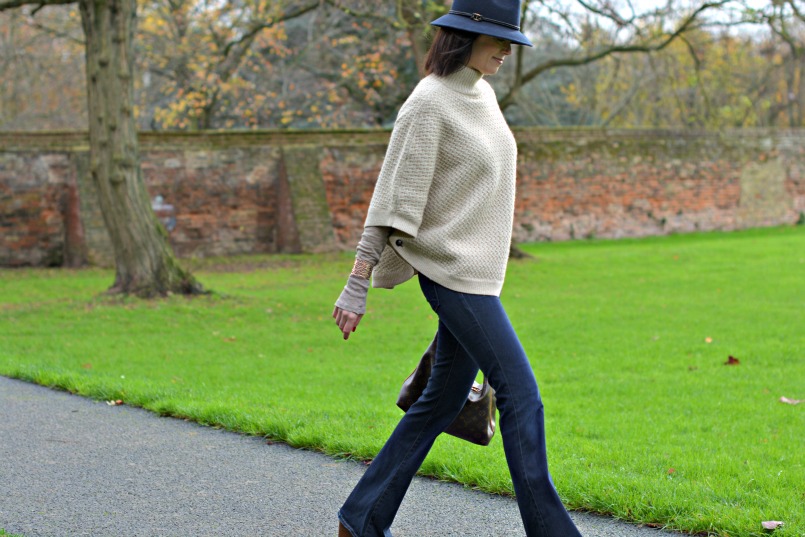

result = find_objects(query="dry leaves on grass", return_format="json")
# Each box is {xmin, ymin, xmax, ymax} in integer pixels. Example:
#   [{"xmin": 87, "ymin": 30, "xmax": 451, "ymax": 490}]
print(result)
[
  {"xmin": 761, "ymin": 520, "xmax": 784, "ymax": 530},
  {"xmin": 779, "ymin": 396, "xmax": 802, "ymax": 405},
  {"xmin": 724, "ymin": 355, "xmax": 740, "ymax": 366}
]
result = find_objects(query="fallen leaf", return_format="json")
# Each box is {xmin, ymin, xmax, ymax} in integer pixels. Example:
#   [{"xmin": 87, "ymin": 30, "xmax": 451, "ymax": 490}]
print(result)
[
  {"xmin": 667, "ymin": 468, "xmax": 676, "ymax": 475},
  {"xmin": 724, "ymin": 356, "xmax": 740, "ymax": 366},
  {"xmin": 106, "ymin": 399, "xmax": 124, "ymax": 406},
  {"xmin": 761, "ymin": 521, "xmax": 784, "ymax": 530},
  {"xmin": 779, "ymin": 397, "xmax": 802, "ymax": 405},
  {"xmin": 223, "ymin": 336, "xmax": 237, "ymax": 342},
  {"xmin": 81, "ymin": 363, "xmax": 92, "ymax": 369},
  {"xmin": 705, "ymin": 337, "xmax": 713, "ymax": 344}
]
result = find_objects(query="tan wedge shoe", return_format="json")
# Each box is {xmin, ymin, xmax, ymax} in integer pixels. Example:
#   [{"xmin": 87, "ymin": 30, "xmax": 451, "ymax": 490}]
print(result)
[{"xmin": 338, "ymin": 521, "xmax": 352, "ymax": 537}]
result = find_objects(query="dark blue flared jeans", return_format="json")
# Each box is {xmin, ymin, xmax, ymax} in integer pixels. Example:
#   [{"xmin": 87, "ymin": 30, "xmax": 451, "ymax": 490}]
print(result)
[{"xmin": 339, "ymin": 274, "xmax": 581, "ymax": 537}]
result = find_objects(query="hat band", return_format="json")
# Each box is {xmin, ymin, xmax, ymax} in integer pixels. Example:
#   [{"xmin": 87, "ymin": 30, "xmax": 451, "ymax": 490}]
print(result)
[{"xmin": 448, "ymin": 10, "xmax": 520, "ymax": 31}]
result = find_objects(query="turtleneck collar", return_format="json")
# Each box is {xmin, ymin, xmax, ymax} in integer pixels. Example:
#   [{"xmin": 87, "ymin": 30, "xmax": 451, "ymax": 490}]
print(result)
[{"xmin": 436, "ymin": 65, "xmax": 484, "ymax": 96}]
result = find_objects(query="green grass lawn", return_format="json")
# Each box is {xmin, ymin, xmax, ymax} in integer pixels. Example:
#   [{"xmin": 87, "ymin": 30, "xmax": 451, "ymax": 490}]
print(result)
[{"xmin": 1, "ymin": 226, "xmax": 803, "ymax": 537}]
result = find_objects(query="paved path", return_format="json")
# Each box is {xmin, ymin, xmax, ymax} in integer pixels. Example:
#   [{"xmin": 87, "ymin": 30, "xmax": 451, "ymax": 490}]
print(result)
[{"xmin": 0, "ymin": 376, "xmax": 679, "ymax": 537}]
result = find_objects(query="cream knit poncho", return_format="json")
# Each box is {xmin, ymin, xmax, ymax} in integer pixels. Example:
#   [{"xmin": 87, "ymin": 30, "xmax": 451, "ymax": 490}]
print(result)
[{"xmin": 366, "ymin": 66, "xmax": 517, "ymax": 297}]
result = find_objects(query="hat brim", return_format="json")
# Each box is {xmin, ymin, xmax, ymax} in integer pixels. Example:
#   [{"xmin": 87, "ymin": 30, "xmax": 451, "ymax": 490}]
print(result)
[{"xmin": 431, "ymin": 14, "xmax": 533, "ymax": 47}]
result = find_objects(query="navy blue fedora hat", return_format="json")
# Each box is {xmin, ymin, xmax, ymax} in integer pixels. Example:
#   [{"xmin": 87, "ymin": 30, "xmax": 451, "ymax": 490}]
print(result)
[{"xmin": 431, "ymin": 0, "xmax": 533, "ymax": 47}]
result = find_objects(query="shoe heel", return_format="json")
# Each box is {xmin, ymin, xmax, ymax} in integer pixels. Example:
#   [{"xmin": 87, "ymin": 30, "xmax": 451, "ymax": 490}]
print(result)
[{"xmin": 338, "ymin": 521, "xmax": 352, "ymax": 537}]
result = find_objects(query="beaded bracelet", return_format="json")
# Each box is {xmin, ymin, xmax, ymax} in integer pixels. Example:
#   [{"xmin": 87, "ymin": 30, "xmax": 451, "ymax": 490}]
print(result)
[{"xmin": 351, "ymin": 258, "xmax": 374, "ymax": 279}]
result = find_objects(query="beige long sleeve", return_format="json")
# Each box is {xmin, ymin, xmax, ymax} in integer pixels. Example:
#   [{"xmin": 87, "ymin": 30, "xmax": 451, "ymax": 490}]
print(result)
[{"xmin": 334, "ymin": 226, "xmax": 391, "ymax": 314}]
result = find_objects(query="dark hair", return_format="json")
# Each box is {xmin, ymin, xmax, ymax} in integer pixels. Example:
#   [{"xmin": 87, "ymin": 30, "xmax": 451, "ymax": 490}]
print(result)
[{"xmin": 424, "ymin": 28, "xmax": 477, "ymax": 77}]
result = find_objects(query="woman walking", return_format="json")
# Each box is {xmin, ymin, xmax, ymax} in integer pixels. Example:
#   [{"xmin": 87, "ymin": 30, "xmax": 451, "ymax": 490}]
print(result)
[{"xmin": 332, "ymin": 1, "xmax": 583, "ymax": 535}]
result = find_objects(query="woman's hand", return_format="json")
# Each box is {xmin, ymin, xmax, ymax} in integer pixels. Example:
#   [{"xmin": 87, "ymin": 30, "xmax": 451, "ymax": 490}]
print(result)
[
  {"xmin": 333, "ymin": 273, "xmax": 369, "ymax": 340},
  {"xmin": 333, "ymin": 306, "xmax": 364, "ymax": 340}
]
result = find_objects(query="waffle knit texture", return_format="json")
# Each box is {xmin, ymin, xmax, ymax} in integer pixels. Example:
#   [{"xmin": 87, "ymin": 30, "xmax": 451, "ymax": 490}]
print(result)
[{"xmin": 366, "ymin": 66, "xmax": 518, "ymax": 296}]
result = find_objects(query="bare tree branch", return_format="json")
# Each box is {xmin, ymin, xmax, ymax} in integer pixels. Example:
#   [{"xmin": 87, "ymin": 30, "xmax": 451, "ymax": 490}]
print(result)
[
  {"xmin": 499, "ymin": 0, "xmax": 732, "ymax": 109},
  {"xmin": 600, "ymin": 78, "xmax": 642, "ymax": 127},
  {"xmin": 787, "ymin": 0, "xmax": 805, "ymax": 23},
  {"xmin": 205, "ymin": 0, "xmax": 323, "ymax": 96},
  {"xmin": 575, "ymin": 0, "xmax": 633, "ymax": 27},
  {"xmin": 25, "ymin": 19, "xmax": 84, "ymax": 44},
  {"xmin": 221, "ymin": 1, "xmax": 319, "ymax": 60},
  {"xmin": 535, "ymin": 1, "xmax": 582, "ymax": 38},
  {"xmin": 331, "ymin": 0, "xmax": 395, "ymax": 23},
  {"xmin": 679, "ymin": 33, "xmax": 713, "ymax": 126},
  {"xmin": 0, "ymin": 0, "xmax": 73, "ymax": 11}
]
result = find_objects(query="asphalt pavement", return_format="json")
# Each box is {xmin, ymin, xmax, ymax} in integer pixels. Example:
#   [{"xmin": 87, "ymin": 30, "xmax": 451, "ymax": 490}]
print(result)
[{"xmin": 0, "ymin": 376, "xmax": 681, "ymax": 536}]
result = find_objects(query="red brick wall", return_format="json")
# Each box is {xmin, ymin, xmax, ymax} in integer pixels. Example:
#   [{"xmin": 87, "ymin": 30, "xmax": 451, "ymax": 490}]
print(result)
[
  {"xmin": 321, "ymin": 145, "xmax": 386, "ymax": 248},
  {"xmin": 320, "ymin": 129, "xmax": 804, "ymax": 245},
  {"xmin": 0, "ymin": 129, "xmax": 802, "ymax": 267},
  {"xmin": 515, "ymin": 131, "xmax": 737, "ymax": 241},
  {"xmin": 0, "ymin": 152, "xmax": 76, "ymax": 266},
  {"xmin": 140, "ymin": 146, "xmax": 283, "ymax": 258},
  {"xmin": 512, "ymin": 130, "xmax": 803, "ymax": 242}
]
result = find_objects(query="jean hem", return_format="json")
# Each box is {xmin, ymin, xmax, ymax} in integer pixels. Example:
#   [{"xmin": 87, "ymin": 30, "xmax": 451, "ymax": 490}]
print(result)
[{"xmin": 338, "ymin": 510, "xmax": 358, "ymax": 537}]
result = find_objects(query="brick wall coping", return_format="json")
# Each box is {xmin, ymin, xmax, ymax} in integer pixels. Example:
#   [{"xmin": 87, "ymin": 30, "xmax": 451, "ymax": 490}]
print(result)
[{"xmin": 1, "ymin": 128, "xmax": 802, "ymax": 152}]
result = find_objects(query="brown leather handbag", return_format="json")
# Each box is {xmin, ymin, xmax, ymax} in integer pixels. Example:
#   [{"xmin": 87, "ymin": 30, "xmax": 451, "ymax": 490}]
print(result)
[{"xmin": 396, "ymin": 334, "xmax": 497, "ymax": 446}]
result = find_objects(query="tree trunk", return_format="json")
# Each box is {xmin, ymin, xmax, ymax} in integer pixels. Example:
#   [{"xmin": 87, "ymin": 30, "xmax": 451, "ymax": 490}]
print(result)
[
  {"xmin": 398, "ymin": 0, "xmax": 430, "ymax": 78},
  {"xmin": 509, "ymin": 243, "xmax": 533, "ymax": 260},
  {"xmin": 78, "ymin": 0, "xmax": 203, "ymax": 297},
  {"xmin": 406, "ymin": 25, "xmax": 427, "ymax": 78}
]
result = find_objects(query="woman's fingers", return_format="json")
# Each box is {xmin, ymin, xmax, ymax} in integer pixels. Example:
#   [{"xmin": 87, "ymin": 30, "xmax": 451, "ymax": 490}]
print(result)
[
  {"xmin": 333, "ymin": 307, "xmax": 363, "ymax": 340},
  {"xmin": 341, "ymin": 311, "xmax": 358, "ymax": 340}
]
